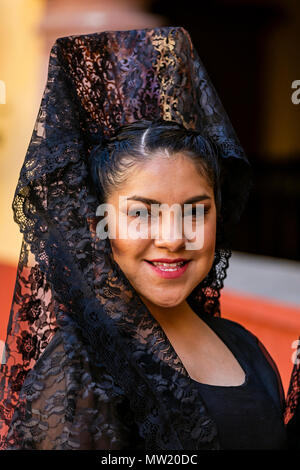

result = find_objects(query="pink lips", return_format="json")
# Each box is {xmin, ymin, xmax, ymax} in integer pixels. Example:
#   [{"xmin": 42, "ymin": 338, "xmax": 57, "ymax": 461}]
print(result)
[
  {"xmin": 144, "ymin": 259, "xmax": 191, "ymax": 279},
  {"xmin": 148, "ymin": 258, "xmax": 187, "ymax": 263}
]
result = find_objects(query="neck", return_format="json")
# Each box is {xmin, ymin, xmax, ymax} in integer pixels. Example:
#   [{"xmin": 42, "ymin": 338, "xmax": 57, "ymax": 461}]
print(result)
[{"xmin": 140, "ymin": 295, "xmax": 197, "ymax": 332}]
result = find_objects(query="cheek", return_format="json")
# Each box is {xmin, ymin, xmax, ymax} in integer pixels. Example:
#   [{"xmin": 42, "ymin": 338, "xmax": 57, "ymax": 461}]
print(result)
[
  {"xmin": 196, "ymin": 214, "xmax": 216, "ymax": 269},
  {"xmin": 204, "ymin": 218, "xmax": 216, "ymax": 248},
  {"xmin": 191, "ymin": 220, "xmax": 216, "ymax": 286},
  {"xmin": 110, "ymin": 237, "xmax": 147, "ymax": 264},
  {"xmin": 110, "ymin": 238, "xmax": 127, "ymax": 259}
]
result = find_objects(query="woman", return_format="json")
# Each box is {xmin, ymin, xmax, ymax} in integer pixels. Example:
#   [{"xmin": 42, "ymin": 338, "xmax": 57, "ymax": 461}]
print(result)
[{"xmin": 0, "ymin": 26, "xmax": 296, "ymax": 450}]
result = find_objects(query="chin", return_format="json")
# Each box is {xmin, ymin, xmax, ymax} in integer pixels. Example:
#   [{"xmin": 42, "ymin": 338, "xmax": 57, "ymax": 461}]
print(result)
[{"xmin": 144, "ymin": 293, "xmax": 185, "ymax": 309}]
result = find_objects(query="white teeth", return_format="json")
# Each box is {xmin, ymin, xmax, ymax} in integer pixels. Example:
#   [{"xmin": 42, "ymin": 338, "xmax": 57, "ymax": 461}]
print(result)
[
  {"xmin": 152, "ymin": 262, "xmax": 184, "ymax": 267},
  {"xmin": 150, "ymin": 261, "xmax": 186, "ymax": 271}
]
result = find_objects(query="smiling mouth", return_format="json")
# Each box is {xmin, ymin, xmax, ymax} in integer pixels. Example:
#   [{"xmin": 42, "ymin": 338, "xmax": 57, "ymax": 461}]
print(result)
[{"xmin": 144, "ymin": 260, "xmax": 190, "ymax": 270}]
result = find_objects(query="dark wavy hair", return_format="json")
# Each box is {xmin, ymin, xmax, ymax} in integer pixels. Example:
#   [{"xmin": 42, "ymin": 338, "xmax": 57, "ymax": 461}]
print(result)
[{"xmin": 88, "ymin": 119, "xmax": 252, "ymax": 249}]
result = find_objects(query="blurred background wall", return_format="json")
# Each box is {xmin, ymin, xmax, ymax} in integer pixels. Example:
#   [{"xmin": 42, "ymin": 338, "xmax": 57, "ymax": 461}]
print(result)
[{"xmin": 0, "ymin": 0, "xmax": 299, "ymax": 394}]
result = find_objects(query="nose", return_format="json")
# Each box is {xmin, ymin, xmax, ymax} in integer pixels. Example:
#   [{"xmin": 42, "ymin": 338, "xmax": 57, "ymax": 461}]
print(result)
[
  {"xmin": 154, "ymin": 236, "xmax": 186, "ymax": 252},
  {"xmin": 153, "ymin": 212, "xmax": 186, "ymax": 251}
]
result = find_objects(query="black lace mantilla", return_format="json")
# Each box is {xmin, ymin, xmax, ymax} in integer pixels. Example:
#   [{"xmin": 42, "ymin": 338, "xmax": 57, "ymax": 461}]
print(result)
[{"xmin": 1, "ymin": 26, "xmax": 293, "ymax": 451}]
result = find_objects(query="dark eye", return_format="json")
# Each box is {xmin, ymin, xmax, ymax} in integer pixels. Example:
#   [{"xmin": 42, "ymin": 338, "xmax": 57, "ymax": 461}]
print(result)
[
  {"xmin": 185, "ymin": 207, "xmax": 210, "ymax": 217},
  {"xmin": 128, "ymin": 208, "xmax": 149, "ymax": 218}
]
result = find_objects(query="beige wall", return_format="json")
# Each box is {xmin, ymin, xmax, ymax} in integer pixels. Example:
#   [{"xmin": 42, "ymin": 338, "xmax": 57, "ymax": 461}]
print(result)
[
  {"xmin": 0, "ymin": 0, "xmax": 46, "ymax": 265},
  {"xmin": 261, "ymin": 0, "xmax": 300, "ymax": 158}
]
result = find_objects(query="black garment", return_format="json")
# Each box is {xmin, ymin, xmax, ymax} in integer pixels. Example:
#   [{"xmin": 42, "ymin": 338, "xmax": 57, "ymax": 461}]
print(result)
[
  {"xmin": 3, "ymin": 309, "xmax": 287, "ymax": 450},
  {"xmin": 192, "ymin": 313, "xmax": 288, "ymax": 450}
]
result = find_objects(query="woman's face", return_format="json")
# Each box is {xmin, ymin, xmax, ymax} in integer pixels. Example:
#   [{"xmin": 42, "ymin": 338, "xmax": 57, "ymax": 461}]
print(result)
[{"xmin": 106, "ymin": 152, "xmax": 217, "ymax": 308}]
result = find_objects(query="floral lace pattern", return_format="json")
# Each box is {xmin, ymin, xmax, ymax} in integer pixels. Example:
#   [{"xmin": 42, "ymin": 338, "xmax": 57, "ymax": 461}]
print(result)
[
  {"xmin": 284, "ymin": 339, "xmax": 300, "ymax": 448},
  {"xmin": 4, "ymin": 327, "xmax": 145, "ymax": 450},
  {"xmin": 0, "ymin": 26, "xmax": 271, "ymax": 450}
]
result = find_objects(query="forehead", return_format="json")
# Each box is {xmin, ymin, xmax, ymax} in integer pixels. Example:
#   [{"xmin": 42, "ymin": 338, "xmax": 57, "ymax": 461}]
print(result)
[{"xmin": 114, "ymin": 153, "xmax": 214, "ymax": 200}]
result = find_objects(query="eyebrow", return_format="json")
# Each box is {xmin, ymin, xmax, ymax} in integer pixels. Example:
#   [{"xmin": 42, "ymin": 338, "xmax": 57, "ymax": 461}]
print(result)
[{"xmin": 127, "ymin": 194, "xmax": 212, "ymax": 205}]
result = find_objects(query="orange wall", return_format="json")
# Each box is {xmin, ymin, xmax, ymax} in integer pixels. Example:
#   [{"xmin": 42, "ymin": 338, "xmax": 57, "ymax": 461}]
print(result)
[
  {"xmin": 221, "ymin": 290, "xmax": 300, "ymax": 396},
  {"xmin": 0, "ymin": 263, "xmax": 17, "ymax": 340}
]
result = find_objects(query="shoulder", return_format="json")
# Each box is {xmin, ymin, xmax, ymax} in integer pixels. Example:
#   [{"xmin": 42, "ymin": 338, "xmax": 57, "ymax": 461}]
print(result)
[
  {"xmin": 207, "ymin": 314, "xmax": 286, "ymax": 413},
  {"xmin": 207, "ymin": 314, "xmax": 278, "ymax": 369},
  {"xmin": 32, "ymin": 327, "xmax": 126, "ymax": 401},
  {"xmin": 205, "ymin": 314, "xmax": 259, "ymax": 345}
]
